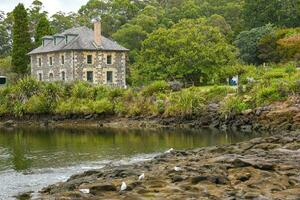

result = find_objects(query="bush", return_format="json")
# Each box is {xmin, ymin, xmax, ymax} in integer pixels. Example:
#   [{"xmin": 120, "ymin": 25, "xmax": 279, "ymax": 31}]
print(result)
[
  {"xmin": 141, "ymin": 81, "xmax": 170, "ymax": 97},
  {"xmin": 220, "ymin": 96, "xmax": 251, "ymax": 115},
  {"xmin": 92, "ymin": 98, "xmax": 114, "ymax": 114},
  {"xmin": 25, "ymin": 95, "xmax": 48, "ymax": 114},
  {"xmin": 71, "ymin": 82, "xmax": 94, "ymax": 99},
  {"xmin": 254, "ymin": 86, "xmax": 282, "ymax": 106},
  {"xmin": 165, "ymin": 89, "xmax": 205, "ymax": 117}
]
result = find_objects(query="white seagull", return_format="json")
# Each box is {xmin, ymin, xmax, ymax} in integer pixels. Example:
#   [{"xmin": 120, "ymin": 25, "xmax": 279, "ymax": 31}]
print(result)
[
  {"xmin": 79, "ymin": 189, "xmax": 90, "ymax": 194},
  {"xmin": 138, "ymin": 173, "xmax": 145, "ymax": 181},
  {"xmin": 120, "ymin": 181, "xmax": 127, "ymax": 191},
  {"xmin": 174, "ymin": 166, "xmax": 182, "ymax": 171},
  {"xmin": 165, "ymin": 148, "xmax": 174, "ymax": 153}
]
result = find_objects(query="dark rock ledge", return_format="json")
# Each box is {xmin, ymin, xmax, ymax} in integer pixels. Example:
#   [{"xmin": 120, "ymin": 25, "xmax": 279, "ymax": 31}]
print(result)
[{"xmin": 33, "ymin": 131, "xmax": 300, "ymax": 200}]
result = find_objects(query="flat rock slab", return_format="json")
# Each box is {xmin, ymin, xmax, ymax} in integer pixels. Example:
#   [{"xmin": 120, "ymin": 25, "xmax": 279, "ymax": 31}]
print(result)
[{"xmin": 40, "ymin": 131, "xmax": 300, "ymax": 200}]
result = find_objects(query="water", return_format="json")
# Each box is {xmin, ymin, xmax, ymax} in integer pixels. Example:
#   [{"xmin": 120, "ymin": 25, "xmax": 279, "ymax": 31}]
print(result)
[{"xmin": 0, "ymin": 127, "xmax": 264, "ymax": 199}]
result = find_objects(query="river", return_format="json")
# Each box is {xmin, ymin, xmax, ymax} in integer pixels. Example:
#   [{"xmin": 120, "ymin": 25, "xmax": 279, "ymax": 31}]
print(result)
[{"xmin": 0, "ymin": 127, "xmax": 266, "ymax": 199}]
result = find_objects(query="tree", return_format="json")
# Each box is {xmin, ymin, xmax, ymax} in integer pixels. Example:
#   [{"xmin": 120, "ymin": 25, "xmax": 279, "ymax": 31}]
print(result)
[
  {"xmin": 133, "ymin": 18, "xmax": 237, "ymax": 85},
  {"xmin": 112, "ymin": 5, "xmax": 166, "ymax": 62},
  {"xmin": 0, "ymin": 11, "xmax": 11, "ymax": 57},
  {"xmin": 50, "ymin": 12, "xmax": 77, "ymax": 34},
  {"xmin": 11, "ymin": 4, "xmax": 32, "ymax": 74},
  {"xmin": 28, "ymin": 0, "xmax": 48, "ymax": 38},
  {"xmin": 235, "ymin": 24, "xmax": 274, "ymax": 65},
  {"xmin": 243, "ymin": 0, "xmax": 300, "ymax": 29},
  {"xmin": 35, "ymin": 16, "xmax": 52, "ymax": 47}
]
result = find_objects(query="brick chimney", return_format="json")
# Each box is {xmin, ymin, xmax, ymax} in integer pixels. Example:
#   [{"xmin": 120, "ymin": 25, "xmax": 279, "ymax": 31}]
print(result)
[{"xmin": 93, "ymin": 17, "xmax": 101, "ymax": 46}]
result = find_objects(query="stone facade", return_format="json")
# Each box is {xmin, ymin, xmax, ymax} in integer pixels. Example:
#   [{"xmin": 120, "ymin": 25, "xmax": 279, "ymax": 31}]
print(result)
[
  {"xmin": 28, "ymin": 20, "xmax": 128, "ymax": 88},
  {"xmin": 30, "ymin": 50, "xmax": 126, "ymax": 87}
]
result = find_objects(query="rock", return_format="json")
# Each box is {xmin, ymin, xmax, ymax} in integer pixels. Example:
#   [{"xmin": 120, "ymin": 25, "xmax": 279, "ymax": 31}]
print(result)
[
  {"xmin": 237, "ymin": 173, "xmax": 251, "ymax": 182},
  {"xmin": 15, "ymin": 191, "xmax": 33, "ymax": 200},
  {"xmin": 232, "ymin": 158, "xmax": 274, "ymax": 171},
  {"xmin": 89, "ymin": 184, "xmax": 117, "ymax": 195},
  {"xmin": 240, "ymin": 125, "xmax": 252, "ymax": 132},
  {"xmin": 3, "ymin": 120, "xmax": 15, "ymax": 127},
  {"xmin": 171, "ymin": 175, "xmax": 184, "ymax": 183},
  {"xmin": 191, "ymin": 176, "xmax": 208, "ymax": 184}
]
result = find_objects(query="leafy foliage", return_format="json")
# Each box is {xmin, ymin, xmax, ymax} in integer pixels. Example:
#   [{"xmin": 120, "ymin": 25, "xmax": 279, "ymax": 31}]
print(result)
[
  {"xmin": 11, "ymin": 4, "xmax": 32, "ymax": 74},
  {"xmin": 133, "ymin": 18, "xmax": 237, "ymax": 85}
]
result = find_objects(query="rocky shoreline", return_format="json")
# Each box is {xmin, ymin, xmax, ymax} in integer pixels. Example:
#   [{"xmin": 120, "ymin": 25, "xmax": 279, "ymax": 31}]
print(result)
[
  {"xmin": 2, "ymin": 96, "xmax": 300, "ymax": 132},
  {"xmin": 31, "ymin": 130, "xmax": 300, "ymax": 200}
]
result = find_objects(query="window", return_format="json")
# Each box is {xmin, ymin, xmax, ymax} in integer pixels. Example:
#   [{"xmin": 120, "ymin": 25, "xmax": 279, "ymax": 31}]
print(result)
[
  {"xmin": 38, "ymin": 73, "xmax": 42, "ymax": 81},
  {"xmin": 106, "ymin": 71, "xmax": 113, "ymax": 83},
  {"xmin": 49, "ymin": 57, "xmax": 53, "ymax": 66},
  {"xmin": 49, "ymin": 73, "xmax": 54, "ymax": 81},
  {"xmin": 87, "ymin": 55, "xmax": 93, "ymax": 64},
  {"xmin": 107, "ymin": 55, "xmax": 112, "ymax": 65},
  {"xmin": 61, "ymin": 55, "xmax": 65, "ymax": 65},
  {"xmin": 87, "ymin": 71, "xmax": 94, "ymax": 82},
  {"xmin": 38, "ymin": 58, "xmax": 42, "ymax": 67},
  {"xmin": 61, "ymin": 71, "xmax": 65, "ymax": 81},
  {"xmin": 0, "ymin": 77, "xmax": 6, "ymax": 85}
]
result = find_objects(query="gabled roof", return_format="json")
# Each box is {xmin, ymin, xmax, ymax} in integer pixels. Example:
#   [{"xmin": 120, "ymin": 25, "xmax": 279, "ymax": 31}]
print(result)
[{"xmin": 28, "ymin": 26, "xmax": 129, "ymax": 55}]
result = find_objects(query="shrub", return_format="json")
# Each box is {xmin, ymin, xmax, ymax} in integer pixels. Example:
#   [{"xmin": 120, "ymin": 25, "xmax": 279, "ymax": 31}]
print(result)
[
  {"xmin": 25, "ymin": 95, "xmax": 48, "ymax": 114},
  {"xmin": 254, "ymin": 86, "xmax": 282, "ymax": 106},
  {"xmin": 92, "ymin": 98, "xmax": 114, "ymax": 114},
  {"xmin": 71, "ymin": 82, "xmax": 94, "ymax": 99},
  {"xmin": 141, "ymin": 81, "xmax": 170, "ymax": 97},
  {"xmin": 220, "ymin": 96, "xmax": 251, "ymax": 115},
  {"xmin": 165, "ymin": 89, "xmax": 205, "ymax": 117}
]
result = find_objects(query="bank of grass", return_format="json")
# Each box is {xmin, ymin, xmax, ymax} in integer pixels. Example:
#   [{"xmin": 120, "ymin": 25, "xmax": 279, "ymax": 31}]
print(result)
[{"xmin": 0, "ymin": 63, "xmax": 299, "ymax": 118}]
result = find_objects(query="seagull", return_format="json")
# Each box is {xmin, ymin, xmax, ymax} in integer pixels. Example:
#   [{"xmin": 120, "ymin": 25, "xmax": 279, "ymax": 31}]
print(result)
[
  {"xmin": 120, "ymin": 181, "xmax": 127, "ymax": 191},
  {"xmin": 79, "ymin": 189, "xmax": 90, "ymax": 194},
  {"xmin": 174, "ymin": 166, "xmax": 182, "ymax": 171},
  {"xmin": 138, "ymin": 173, "xmax": 145, "ymax": 181},
  {"xmin": 165, "ymin": 148, "xmax": 174, "ymax": 153}
]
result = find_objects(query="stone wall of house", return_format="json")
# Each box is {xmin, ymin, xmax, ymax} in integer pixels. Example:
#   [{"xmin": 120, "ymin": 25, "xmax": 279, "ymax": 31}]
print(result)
[
  {"xmin": 30, "ymin": 50, "xmax": 127, "ymax": 87},
  {"xmin": 31, "ymin": 52, "xmax": 74, "ymax": 82}
]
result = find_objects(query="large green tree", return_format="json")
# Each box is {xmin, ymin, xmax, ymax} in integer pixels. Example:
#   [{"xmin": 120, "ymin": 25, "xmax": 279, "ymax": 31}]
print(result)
[
  {"xmin": 50, "ymin": 12, "xmax": 77, "ymax": 33},
  {"xmin": 235, "ymin": 24, "xmax": 274, "ymax": 65},
  {"xmin": 28, "ymin": 0, "xmax": 48, "ymax": 38},
  {"xmin": 133, "ymin": 18, "xmax": 237, "ymax": 85},
  {"xmin": 243, "ymin": 0, "xmax": 300, "ymax": 29},
  {"xmin": 35, "ymin": 16, "xmax": 52, "ymax": 47},
  {"xmin": 11, "ymin": 4, "xmax": 32, "ymax": 74},
  {"xmin": 0, "ymin": 11, "xmax": 11, "ymax": 57},
  {"xmin": 113, "ymin": 5, "xmax": 167, "ymax": 62}
]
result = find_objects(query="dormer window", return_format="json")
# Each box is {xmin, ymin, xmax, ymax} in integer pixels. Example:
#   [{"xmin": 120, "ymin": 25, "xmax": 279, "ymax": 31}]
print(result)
[
  {"xmin": 42, "ymin": 36, "xmax": 53, "ymax": 47},
  {"xmin": 65, "ymin": 34, "xmax": 78, "ymax": 44}
]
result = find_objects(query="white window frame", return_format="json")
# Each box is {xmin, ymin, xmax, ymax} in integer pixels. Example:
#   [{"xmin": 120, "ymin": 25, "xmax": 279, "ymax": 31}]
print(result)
[
  {"xmin": 87, "ymin": 55, "xmax": 93, "ymax": 64},
  {"xmin": 61, "ymin": 54, "xmax": 65, "ymax": 65},
  {"xmin": 49, "ymin": 56, "xmax": 53, "ymax": 66},
  {"xmin": 37, "ymin": 71, "xmax": 43, "ymax": 81},
  {"xmin": 106, "ymin": 54, "xmax": 112, "ymax": 65},
  {"xmin": 60, "ymin": 70, "xmax": 66, "ymax": 81},
  {"xmin": 38, "ymin": 57, "xmax": 42, "ymax": 67}
]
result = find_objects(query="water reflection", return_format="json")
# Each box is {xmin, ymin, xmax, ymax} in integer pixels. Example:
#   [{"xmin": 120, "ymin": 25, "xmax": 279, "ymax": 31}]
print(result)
[{"xmin": 0, "ymin": 127, "xmax": 263, "ymax": 172}]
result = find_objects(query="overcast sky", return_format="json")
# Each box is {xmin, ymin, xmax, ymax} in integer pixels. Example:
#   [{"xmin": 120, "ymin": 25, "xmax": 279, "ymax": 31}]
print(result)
[{"xmin": 0, "ymin": 0, "xmax": 89, "ymax": 15}]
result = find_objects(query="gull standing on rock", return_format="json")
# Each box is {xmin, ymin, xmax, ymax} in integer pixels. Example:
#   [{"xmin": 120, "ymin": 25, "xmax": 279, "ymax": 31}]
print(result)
[
  {"xmin": 120, "ymin": 181, "xmax": 127, "ymax": 191},
  {"xmin": 139, "ymin": 173, "xmax": 145, "ymax": 180},
  {"xmin": 174, "ymin": 166, "xmax": 182, "ymax": 171},
  {"xmin": 165, "ymin": 148, "xmax": 174, "ymax": 154}
]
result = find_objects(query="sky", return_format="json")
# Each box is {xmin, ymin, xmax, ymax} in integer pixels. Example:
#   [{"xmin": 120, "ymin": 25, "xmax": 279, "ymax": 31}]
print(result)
[{"xmin": 0, "ymin": 0, "xmax": 89, "ymax": 15}]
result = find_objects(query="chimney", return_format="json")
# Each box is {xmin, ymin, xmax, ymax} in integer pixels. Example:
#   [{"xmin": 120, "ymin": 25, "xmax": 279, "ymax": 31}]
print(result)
[{"xmin": 93, "ymin": 17, "xmax": 101, "ymax": 46}]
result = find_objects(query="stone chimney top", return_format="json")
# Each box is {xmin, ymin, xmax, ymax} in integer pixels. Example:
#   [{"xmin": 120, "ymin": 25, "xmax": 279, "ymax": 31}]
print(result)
[{"xmin": 92, "ymin": 17, "xmax": 101, "ymax": 46}]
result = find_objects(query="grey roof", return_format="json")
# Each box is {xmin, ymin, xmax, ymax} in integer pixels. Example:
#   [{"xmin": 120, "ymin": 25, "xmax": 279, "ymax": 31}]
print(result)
[{"xmin": 28, "ymin": 26, "xmax": 129, "ymax": 55}]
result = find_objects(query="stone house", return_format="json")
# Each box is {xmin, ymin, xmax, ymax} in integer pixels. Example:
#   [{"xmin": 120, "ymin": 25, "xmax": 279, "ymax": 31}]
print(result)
[{"xmin": 28, "ymin": 19, "xmax": 129, "ymax": 87}]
